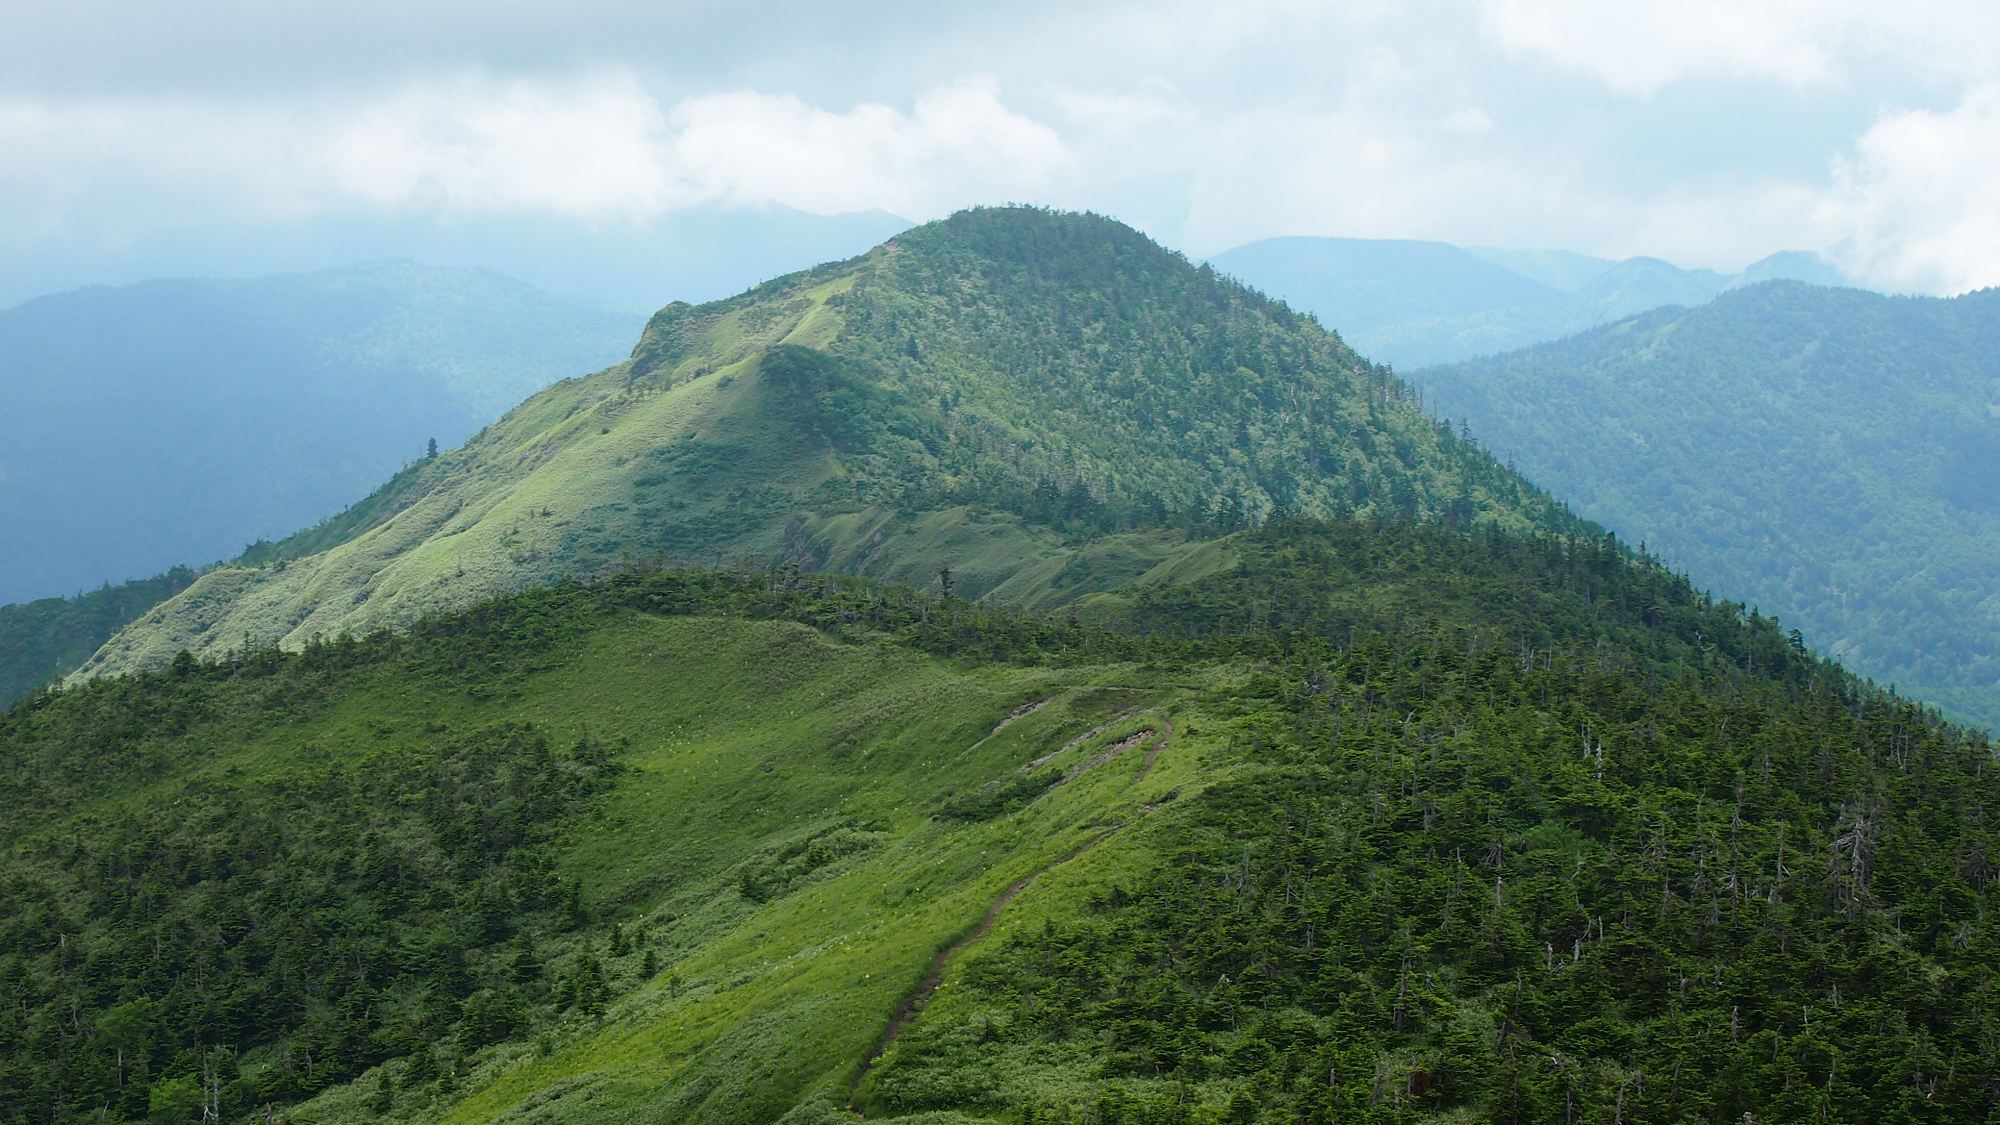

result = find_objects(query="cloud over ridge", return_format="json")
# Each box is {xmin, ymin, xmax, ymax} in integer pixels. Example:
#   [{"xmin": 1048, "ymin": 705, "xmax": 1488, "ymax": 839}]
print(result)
[
  {"xmin": 0, "ymin": 73, "xmax": 1067, "ymax": 230},
  {"xmin": 2, "ymin": 1, "xmax": 1997, "ymax": 295}
]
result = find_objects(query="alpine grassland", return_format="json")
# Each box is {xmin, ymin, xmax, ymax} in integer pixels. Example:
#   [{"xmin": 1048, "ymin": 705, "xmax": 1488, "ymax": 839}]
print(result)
[
  {"xmin": 0, "ymin": 262, "xmax": 638, "ymax": 607},
  {"xmin": 0, "ymin": 568, "xmax": 198, "ymax": 707}
]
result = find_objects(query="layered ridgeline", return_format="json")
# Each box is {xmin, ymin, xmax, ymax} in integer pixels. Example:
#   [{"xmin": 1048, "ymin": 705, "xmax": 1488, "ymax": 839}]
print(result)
[
  {"xmin": 1209, "ymin": 236, "xmax": 1854, "ymax": 368},
  {"xmin": 0, "ymin": 261, "xmax": 639, "ymax": 606},
  {"xmin": 80, "ymin": 208, "xmax": 1572, "ymax": 680},
  {"xmin": 5, "ymin": 519, "xmax": 1997, "ymax": 1123},
  {"xmin": 1412, "ymin": 281, "xmax": 2000, "ymax": 729}
]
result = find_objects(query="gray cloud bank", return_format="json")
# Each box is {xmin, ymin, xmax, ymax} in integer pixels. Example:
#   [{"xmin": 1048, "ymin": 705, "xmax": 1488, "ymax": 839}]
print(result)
[{"xmin": 3, "ymin": 0, "xmax": 1996, "ymax": 298}]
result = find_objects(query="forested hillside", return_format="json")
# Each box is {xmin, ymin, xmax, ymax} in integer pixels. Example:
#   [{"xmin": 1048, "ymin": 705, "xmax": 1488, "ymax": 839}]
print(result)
[
  {"xmin": 0, "ymin": 262, "xmax": 637, "ymax": 605},
  {"xmin": 1413, "ymin": 281, "xmax": 2000, "ymax": 728},
  {"xmin": 80, "ymin": 208, "xmax": 1578, "ymax": 680},
  {"xmin": 4, "ymin": 516, "xmax": 1994, "ymax": 1123}
]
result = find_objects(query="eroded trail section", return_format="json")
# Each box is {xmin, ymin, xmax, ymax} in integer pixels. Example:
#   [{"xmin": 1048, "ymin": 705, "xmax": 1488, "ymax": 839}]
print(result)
[
  {"xmin": 1037, "ymin": 714, "xmax": 1175, "ymax": 788},
  {"xmin": 1024, "ymin": 708, "xmax": 1143, "ymax": 771},
  {"xmin": 962, "ymin": 697, "xmax": 1054, "ymax": 756},
  {"xmin": 850, "ymin": 714, "xmax": 1180, "ymax": 1112},
  {"xmin": 1133, "ymin": 716, "xmax": 1175, "ymax": 783},
  {"xmin": 1062, "ymin": 729, "xmax": 1154, "ymax": 784},
  {"xmin": 848, "ymin": 830, "xmax": 1117, "ymax": 1109}
]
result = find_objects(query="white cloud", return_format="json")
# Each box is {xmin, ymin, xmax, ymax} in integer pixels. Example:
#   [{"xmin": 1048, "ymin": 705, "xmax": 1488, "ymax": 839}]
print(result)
[
  {"xmin": 1441, "ymin": 106, "xmax": 1495, "ymax": 135},
  {"xmin": 1177, "ymin": 105, "xmax": 1557, "ymax": 253},
  {"xmin": 1, "ymin": 4, "xmax": 1994, "ymax": 297},
  {"xmin": 1476, "ymin": 0, "xmax": 2000, "ymax": 96},
  {"xmin": 0, "ymin": 73, "xmax": 1068, "ymax": 230},
  {"xmin": 1594, "ymin": 180, "xmax": 1826, "ymax": 270},
  {"xmin": 324, "ymin": 75, "xmax": 680, "ymax": 218},
  {"xmin": 1815, "ymin": 86, "xmax": 2000, "ymax": 293},
  {"xmin": 0, "ymin": 96, "xmax": 333, "ymax": 234},
  {"xmin": 670, "ymin": 78, "xmax": 1068, "ymax": 215},
  {"xmin": 1053, "ymin": 84, "xmax": 1184, "ymax": 136},
  {"xmin": 1477, "ymin": 0, "xmax": 1851, "ymax": 94}
]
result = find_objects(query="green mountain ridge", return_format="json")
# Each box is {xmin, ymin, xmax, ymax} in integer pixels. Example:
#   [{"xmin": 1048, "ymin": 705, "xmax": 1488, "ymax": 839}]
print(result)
[
  {"xmin": 13, "ymin": 207, "xmax": 1999, "ymax": 1125},
  {"xmin": 7, "ymin": 520, "xmax": 1996, "ymax": 1123},
  {"xmin": 80, "ymin": 208, "xmax": 1573, "ymax": 682},
  {"xmin": 1411, "ymin": 280, "xmax": 2000, "ymax": 728}
]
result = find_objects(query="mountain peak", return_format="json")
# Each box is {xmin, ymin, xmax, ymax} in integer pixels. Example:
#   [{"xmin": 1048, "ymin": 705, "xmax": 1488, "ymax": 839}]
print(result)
[
  {"xmin": 888, "ymin": 205, "xmax": 1184, "ymax": 276},
  {"xmin": 80, "ymin": 218, "xmax": 1579, "ymax": 678},
  {"xmin": 1731, "ymin": 249, "xmax": 1850, "ymax": 288}
]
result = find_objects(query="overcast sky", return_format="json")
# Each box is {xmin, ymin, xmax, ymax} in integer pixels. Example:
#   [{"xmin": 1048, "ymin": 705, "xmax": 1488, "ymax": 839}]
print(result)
[{"xmin": 3, "ymin": 0, "xmax": 1996, "ymax": 296}]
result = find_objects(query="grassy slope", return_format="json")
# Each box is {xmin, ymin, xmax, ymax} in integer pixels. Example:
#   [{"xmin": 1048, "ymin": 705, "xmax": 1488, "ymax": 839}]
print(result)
[
  {"xmin": 34, "ymin": 603, "xmax": 1223, "ymax": 1124},
  {"xmin": 11, "ymin": 518, "xmax": 1998, "ymax": 1122},
  {"xmin": 0, "ymin": 567, "xmax": 198, "ymax": 705},
  {"xmin": 418, "ymin": 638, "xmax": 1208, "ymax": 1125},
  {"xmin": 81, "ymin": 352, "xmax": 793, "ymax": 675},
  {"xmin": 0, "ymin": 263, "xmax": 638, "ymax": 607},
  {"xmin": 83, "ymin": 208, "xmax": 1577, "ymax": 683}
]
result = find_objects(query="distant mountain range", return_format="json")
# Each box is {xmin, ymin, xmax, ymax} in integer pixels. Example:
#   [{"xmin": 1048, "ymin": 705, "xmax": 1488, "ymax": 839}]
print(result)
[
  {"xmin": 0, "ymin": 261, "xmax": 640, "ymax": 606},
  {"xmin": 1411, "ymin": 280, "xmax": 2000, "ymax": 728},
  {"xmin": 0, "ymin": 205, "xmax": 913, "ymax": 315},
  {"xmin": 1210, "ymin": 235, "xmax": 1858, "ymax": 367}
]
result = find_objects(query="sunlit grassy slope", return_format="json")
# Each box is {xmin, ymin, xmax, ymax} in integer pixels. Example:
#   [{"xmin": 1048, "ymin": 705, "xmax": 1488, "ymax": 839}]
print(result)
[
  {"xmin": 82, "ymin": 207, "xmax": 1576, "ymax": 681},
  {"xmin": 253, "ymin": 620, "xmax": 1176, "ymax": 1125},
  {"xmin": 16, "ymin": 583, "xmax": 1229, "ymax": 1124},
  {"xmin": 415, "ymin": 635, "xmax": 1204, "ymax": 1125}
]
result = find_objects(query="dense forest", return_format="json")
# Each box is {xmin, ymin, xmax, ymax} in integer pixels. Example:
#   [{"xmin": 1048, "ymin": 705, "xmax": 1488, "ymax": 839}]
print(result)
[
  {"xmin": 1413, "ymin": 281, "xmax": 2000, "ymax": 729},
  {"xmin": 873, "ymin": 528, "xmax": 1999, "ymax": 1123},
  {"xmin": 818, "ymin": 209, "xmax": 1567, "ymax": 530},
  {"xmin": 4, "ymin": 512, "xmax": 1994, "ymax": 1122}
]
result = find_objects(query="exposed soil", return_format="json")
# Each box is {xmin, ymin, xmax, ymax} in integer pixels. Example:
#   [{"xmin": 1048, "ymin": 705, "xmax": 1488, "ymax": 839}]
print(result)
[
  {"xmin": 962, "ymin": 697, "xmax": 1054, "ymax": 756},
  {"xmin": 1133, "ymin": 717, "xmax": 1175, "ymax": 783},
  {"xmin": 1024, "ymin": 709, "xmax": 1143, "ymax": 770},
  {"xmin": 1061, "ymin": 729, "xmax": 1154, "ymax": 784}
]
